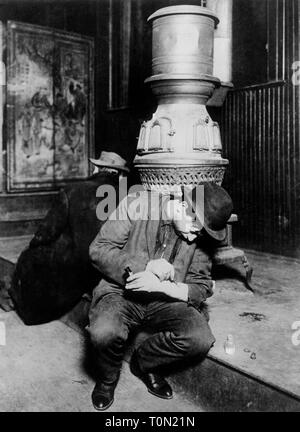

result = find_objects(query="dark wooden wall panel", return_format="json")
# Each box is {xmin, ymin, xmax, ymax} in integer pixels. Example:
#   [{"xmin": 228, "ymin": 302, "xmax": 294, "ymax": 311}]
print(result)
[{"xmin": 221, "ymin": 0, "xmax": 300, "ymax": 257}]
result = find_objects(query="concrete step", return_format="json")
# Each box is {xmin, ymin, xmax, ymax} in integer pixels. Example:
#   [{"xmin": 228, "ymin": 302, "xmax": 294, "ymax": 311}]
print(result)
[
  {"xmin": 1, "ymin": 236, "xmax": 300, "ymax": 411},
  {"xmin": 0, "ymin": 309, "xmax": 201, "ymax": 412},
  {"xmin": 61, "ymin": 249, "xmax": 300, "ymax": 412},
  {"xmin": 61, "ymin": 294, "xmax": 300, "ymax": 412}
]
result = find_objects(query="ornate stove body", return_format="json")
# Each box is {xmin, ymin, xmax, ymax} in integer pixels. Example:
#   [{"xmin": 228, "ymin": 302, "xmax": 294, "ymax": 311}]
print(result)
[{"xmin": 134, "ymin": 5, "xmax": 228, "ymax": 195}]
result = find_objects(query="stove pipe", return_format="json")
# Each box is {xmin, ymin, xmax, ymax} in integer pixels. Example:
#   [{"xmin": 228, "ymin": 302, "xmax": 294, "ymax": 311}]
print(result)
[{"xmin": 134, "ymin": 5, "xmax": 229, "ymax": 195}]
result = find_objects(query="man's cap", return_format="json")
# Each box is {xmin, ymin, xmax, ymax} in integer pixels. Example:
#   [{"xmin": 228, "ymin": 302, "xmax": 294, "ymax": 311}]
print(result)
[
  {"xmin": 183, "ymin": 183, "xmax": 233, "ymax": 241},
  {"xmin": 89, "ymin": 151, "xmax": 130, "ymax": 173}
]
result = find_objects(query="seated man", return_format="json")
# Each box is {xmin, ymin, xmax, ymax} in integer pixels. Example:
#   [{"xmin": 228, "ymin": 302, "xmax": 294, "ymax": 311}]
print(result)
[
  {"xmin": 4, "ymin": 151, "xmax": 130, "ymax": 325},
  {"xmin": 87, "ymin": 182, "xmax": 233, "ymax": 411}
]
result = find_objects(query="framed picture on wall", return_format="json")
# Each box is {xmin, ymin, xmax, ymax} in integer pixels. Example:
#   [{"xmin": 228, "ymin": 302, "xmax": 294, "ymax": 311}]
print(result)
[{"xmin": 5, "ymin": 20, "xmax": 94, "ymax": 191}]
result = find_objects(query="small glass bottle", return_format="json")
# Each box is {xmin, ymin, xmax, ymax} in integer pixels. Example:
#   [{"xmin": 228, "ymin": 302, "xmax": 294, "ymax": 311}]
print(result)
[{"xmin": 224, "ymin": 334, "xmax": 235, "ymax": 355}]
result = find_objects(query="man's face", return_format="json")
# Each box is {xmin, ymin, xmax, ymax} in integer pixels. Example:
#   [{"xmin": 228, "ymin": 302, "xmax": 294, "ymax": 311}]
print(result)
[{"xmin": 167, "ymin": 199, "xmax": 202, "ymax": 242}]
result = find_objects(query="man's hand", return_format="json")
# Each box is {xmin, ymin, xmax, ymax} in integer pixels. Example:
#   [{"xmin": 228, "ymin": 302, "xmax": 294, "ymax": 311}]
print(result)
[
  {"xmin": 145, "ymin": 259, "xmax": 175, "ymax": 281},
  {"xmin": 125, "ymin": 271, "xmax": 188, "ymax": 302},
  {"xmin": 125, "ymin": 271, "xmax": 163, "ymax": 293}
]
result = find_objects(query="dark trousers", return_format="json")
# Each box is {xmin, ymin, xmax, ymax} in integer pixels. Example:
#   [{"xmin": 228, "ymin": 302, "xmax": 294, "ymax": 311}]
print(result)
[{"xmin": 87, "ymin": 290, "xmax": 215, "ymax": 384}]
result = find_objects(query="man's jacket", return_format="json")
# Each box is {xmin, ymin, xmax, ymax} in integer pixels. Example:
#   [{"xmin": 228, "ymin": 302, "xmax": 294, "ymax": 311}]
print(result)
[{"xmin": 89, "ymin": 191, "xmax": 215, "ymax": 312}]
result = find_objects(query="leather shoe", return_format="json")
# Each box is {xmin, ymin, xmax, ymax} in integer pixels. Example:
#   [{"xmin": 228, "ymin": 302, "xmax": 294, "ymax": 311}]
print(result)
[
  {"xmin": 91, "ymin": 380, "xmax": 117, "ymax": 411},
  {"xmin": 130, "ymin": 352, "xmax": 173, "ymax": 400}
]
